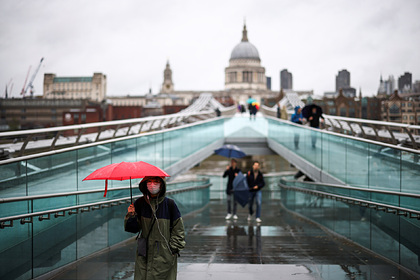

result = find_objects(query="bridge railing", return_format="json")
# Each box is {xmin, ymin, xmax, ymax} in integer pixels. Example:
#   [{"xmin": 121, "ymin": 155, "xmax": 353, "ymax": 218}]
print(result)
[
  {"xmin": 0, "ymin": 111, "xmax": 220, "ymax": 158},
  {"xmin": 266, "ymin": 116, "xmax": 420, "ymax": 193},
  {"xmin": 0, "ymin": 179, "xmax": 211, "ymax": 280},
  {"xmin": 0, "ymin": 93, "xmax": 236, "ymax": 159},
  {"xmin": 261, "ymin": 104, "xmax": 420, "ymax": 150},
  {"xmin": 279, "ymin": 177, "xmax": 420, "ymax": 275}
]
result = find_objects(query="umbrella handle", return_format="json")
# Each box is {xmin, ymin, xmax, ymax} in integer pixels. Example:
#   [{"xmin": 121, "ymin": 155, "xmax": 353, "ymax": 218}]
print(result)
[
  {"xmin": 130, "ymin": 178, "xmax": 133, "ymax": 204},
  {"xmin": 104, "ymin": 180, "xmax": 108, "ymax": 197}
]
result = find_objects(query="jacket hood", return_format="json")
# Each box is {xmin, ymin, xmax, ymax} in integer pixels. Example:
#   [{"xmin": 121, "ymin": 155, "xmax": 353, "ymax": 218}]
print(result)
[
  {"xmin": 294, "ymin": 106, "xmax": 301, "ymax": 113},
  {"xmin": 138, "ymin": 176, "xmax": 167, "ymax": 197}
]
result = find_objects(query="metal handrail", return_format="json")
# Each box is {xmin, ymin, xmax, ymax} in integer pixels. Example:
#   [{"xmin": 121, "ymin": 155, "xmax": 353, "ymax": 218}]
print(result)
[
  {"xmin": 0, "ymin": 183, "xmax": 211, "ymax": 228},
  {"xmin": 0, "ymin": 111, "xmax": 215, "ymax": 155},
  {"xmin": 265, "ymin": 116, "xmax": 420, "ymax": 155},
  {"xmin": 0, "ymin": 178, "xmax": 209, "ymax": 203},
  {"xmin": 278, "ymin": 182, "xmax": 420, "ymax": 219},
  {"xmin": 261, "ymin": 105, "xmax": 420, "ymax": 149},
  {"xmin": 324, "ymin": 114, "xmax": 420, "ymax": 129},
  {"xmin": 0, "ymin": 94, "xmax": 237, "ymax": 158},
  {"xmin": 0, "ymin": 116, "xmax": 226, "ymax": 165},
  {"xmin": 280, "ymin": 177, "xmax": 420, "ymax": 198}
]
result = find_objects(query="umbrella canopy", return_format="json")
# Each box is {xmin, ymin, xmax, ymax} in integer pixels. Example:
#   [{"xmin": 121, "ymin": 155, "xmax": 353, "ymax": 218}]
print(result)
[
  {"xmin": 302, "ymin": 104, "xmax": 323, "ymax": 119},
  {"xmin": 232, "ymin": 171, "xmax": 249, "ymax": 207},
  {"xmin": 214, "ymin": 144, "xmax": 246, "ymax": 158},
  {"xmin": 247, "ymin": 97, "xmax": 257, "ymax": 104},
  {"xmin": 83, "ymin": 161, "xmax": 170, "ymax": 201}
]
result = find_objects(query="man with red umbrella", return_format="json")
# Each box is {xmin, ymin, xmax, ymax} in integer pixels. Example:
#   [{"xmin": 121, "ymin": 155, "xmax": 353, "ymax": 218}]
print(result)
[{"xmin": 124, "ymin": 176, "xmax": 185, "ymax": 280}]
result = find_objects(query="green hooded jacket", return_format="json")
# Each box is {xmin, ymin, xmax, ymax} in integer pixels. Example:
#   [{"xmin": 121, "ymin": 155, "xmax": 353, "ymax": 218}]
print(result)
[{"xmin": 125, "ymin": 177, "xmax": 186, "ymax": 279}]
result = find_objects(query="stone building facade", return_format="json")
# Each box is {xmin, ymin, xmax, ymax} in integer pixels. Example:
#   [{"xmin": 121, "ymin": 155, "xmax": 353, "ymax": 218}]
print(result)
[
  {"xmin": 0, "ymin": 98, "xmax": 106, "ymax": 130},
  {"xmin": 382, "ymin": 91, "xmax": 420, "ymax": 126},
  {"xmin": 43, "ymin": 73, "xmax": 107, "ymax": 102},
  {"xmin": 224, "ymin": 24, "xmax": 267, "ymax": 92}
]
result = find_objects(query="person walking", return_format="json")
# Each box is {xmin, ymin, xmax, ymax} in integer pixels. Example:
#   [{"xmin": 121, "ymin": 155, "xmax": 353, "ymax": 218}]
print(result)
[
  {"xmin": 223, "ymin": 159, "xmax": 241, "ymax": 220},
  {"xmin": 280, "ymin": 105, "xmax": 288, "ymax": 120},
  {"xmin": 248, "ymin": 102, "xmax": 257, "ymax": 120},
  {"xmin": 306, "ymin": 105, "xmax": 324, "ymax": 148},
  {"xmin": 125, "ymin": 176, "xmax": 186, "ymax": 280},
  {"xmin": 291, "ymin": 106, "xmax": 303, "ymax": 149},
  {"xmin": 246, "ymin": 161, "xmax": 265, "ymax": 223}
]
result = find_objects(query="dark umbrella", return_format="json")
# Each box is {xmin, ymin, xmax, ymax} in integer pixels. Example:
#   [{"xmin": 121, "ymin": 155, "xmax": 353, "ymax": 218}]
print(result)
[
  {"xmin": 83, "ymin": 161, "xmax": 170, "ymax": 203},
  {"xmin": 302, "ymin": 104, "xmax": 323, "ymax": 119},
  {"xmin": 232, "ymin": 171, "xmax": 249, "ymax": 207},
  {"xmin": 214, "ymin": 144, "xmax": 246, "ymax": 158}
]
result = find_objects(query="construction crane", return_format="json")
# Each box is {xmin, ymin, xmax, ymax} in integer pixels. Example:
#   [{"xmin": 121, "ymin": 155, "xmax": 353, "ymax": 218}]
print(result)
[
  {"xmin": 22, "ymin": 57, "xmax": 44, "ymax": 98},
  {"xmin": 4, "ymin": 79, "xmax": 13, "ymax": 98},
  {"xmin": 20, "ymin": 66, "xmax": 31, "ymax": 96}
]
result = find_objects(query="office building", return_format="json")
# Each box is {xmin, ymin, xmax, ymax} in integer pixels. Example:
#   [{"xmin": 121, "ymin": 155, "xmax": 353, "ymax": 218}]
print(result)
[
  {"xmin": 280, "ymin": 69, "xmax": 293, "ymax": 90},
  {"xmin": 336, "ymin": 69, "xmax": 350, "ymax": 92},
  {"xmin": 398, "ymin": 72, "xmax": 412, "ymax": 93}
]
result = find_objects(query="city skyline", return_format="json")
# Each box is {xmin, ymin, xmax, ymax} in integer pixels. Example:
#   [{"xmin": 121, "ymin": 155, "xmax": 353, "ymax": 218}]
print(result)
[{"xmin": 1, "ymin": 0, "xmax": 419, "ymax": 98}]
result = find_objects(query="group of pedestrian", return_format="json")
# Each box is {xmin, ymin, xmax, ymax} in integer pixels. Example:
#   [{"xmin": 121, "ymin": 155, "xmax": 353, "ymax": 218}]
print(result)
[
  {"xmin": 223, "ymin": 159, "xmax": 265, "ymax": 223},
  {"xmin": 291, "ymin": 104, "xmax": 324, "ymax": 149},
  {"xmin": 121, "ymin": 102, "xmax": 324, "ymax": 280}
]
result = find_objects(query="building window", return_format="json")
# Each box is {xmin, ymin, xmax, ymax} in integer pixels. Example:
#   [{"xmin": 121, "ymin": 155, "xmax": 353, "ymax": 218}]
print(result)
[
  {"xmin": 410, "ymin": 116, "xmax": 414, "ymax": 120},
  {"xmin": 340, "ymin": 107, "xmax": 347, "ymax": 116},
  {"xmin": 408, "ymin": 103, "xmax": 412, "ymax": 107},
  {"xmin": 401, "ymin": 103, "xmax": 405, "ymax": 107},
  {"xmin": 229, "ymin": 72, "xmax": 237, "ymax": 83},
  {"xmin": 74, "ymin": 114, "xmax": 79, "ymax": 123},
  {"xmin": 403, "ymin": 116, "xmax": 407, "ymax": 120},
  {"xmin": 81, "ymin": 114, "xmax": 86, "ymax": 124},
  {"xmin": 258, "ymin": 72, "xmax": 264, "ymax": 82},
  {"xmin": 349, "ymin": 108, "xmax": 355, "ymax": 117},
  {"xmin": 329, "ymin": 108, "xmax": 336, "ymax": 115},
  {"xmin": 389, "ymin": 104, "xmax": 399, "ymax": 114},
  {"xmin": 243, "ymin": 71, "xmax": 253, "ymax": 83}
]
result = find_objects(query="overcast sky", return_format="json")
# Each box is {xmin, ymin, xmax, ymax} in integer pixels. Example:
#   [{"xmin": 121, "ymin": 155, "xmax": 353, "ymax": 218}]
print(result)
[{"xmin": 1, "ymin": 0, "xmax": 419, "ymax": 99}]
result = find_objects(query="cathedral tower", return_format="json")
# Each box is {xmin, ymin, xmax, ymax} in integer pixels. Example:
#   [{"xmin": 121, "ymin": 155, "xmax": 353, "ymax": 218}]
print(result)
[{"xmin": 161, "ymin": 61, "xmax": 174, "ymax": 93}]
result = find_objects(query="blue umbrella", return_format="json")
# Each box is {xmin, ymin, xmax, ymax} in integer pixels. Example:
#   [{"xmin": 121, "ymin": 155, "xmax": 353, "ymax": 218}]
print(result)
[
  {"xmin": 232, "ymin": 171, "xmax": 249, "ymax": 207},
  {"xmin": 214, "ymin": 144, "xmax": 246, "ymax": 158}
]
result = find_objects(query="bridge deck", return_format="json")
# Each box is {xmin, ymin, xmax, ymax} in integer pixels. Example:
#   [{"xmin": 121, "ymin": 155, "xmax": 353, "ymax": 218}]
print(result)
[{"xmin": 48, "ymin": 197, "xmax": 417, "ymax": 280}]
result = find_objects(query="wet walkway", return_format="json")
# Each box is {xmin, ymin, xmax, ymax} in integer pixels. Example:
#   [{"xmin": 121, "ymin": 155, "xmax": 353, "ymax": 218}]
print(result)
[{"xmin": 48, "ymin": 197, "xmax": 419, "ymax": 280}]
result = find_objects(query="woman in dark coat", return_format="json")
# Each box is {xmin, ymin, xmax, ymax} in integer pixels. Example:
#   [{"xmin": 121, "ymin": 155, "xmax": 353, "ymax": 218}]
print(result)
[{"xmin": 125, "ymin": 176, "xmax": 186, "ymax": 280}]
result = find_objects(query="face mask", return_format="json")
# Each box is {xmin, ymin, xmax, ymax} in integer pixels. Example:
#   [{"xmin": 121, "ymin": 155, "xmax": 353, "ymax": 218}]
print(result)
[{"xmin": 147, "ymin": 180, "xmax": 161, "ymax": 195}]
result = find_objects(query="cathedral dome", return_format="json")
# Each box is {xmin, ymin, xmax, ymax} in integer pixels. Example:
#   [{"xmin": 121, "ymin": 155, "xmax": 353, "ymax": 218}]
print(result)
[
  {"xmin": 229, "ymin": 24, "xmax": 260, "ymax": 61},
  {"xmin": 230, "ymin": 41, "xmax": 260, "ymax": 60},
  {"xmin": 225, "ymin": 24, "xmax": 266, "ymax": 91}
]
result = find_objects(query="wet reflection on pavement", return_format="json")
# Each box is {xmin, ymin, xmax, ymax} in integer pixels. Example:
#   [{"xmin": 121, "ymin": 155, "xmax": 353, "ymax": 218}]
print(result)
[
  {"xmin": 179, "ymin": 199, "xmax": 419, "ymax": 279},
  {"xmin": 50, "ymin": 197, "xmax": 419, "ymax": 280}
]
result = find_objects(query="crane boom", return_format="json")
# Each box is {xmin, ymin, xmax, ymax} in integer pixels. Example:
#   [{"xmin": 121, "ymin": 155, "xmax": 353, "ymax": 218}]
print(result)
[
  {"xmin": 24, "ymin": 57, "xmax": 44, "ymax": 97},
  {"xmin": 20, "ymin": 66, "xmax": 32, "ymax": 96}
]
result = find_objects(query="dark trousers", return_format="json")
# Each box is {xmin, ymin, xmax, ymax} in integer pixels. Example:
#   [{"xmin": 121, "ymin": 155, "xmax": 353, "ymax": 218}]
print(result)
[{"xmin": 227, "ymin": 193, "xmax": 237, "ymax": 214}]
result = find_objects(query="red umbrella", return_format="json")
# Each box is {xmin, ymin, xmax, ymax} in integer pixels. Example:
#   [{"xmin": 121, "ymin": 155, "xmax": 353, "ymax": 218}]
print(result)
[{"xmin": 83, "ymin": 161, "xmax": 170, "ymax": 202}]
